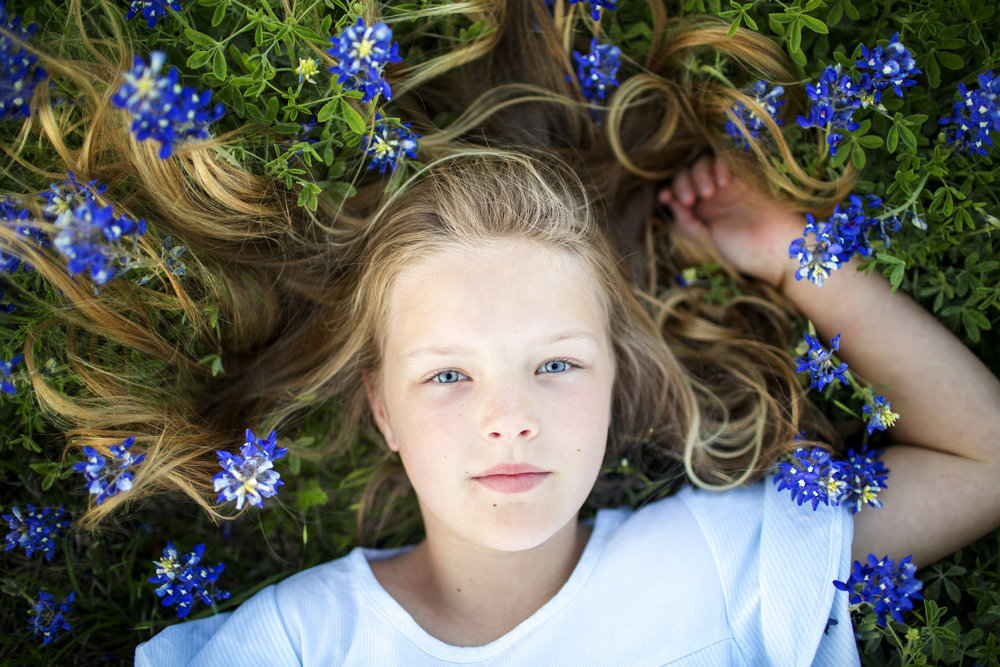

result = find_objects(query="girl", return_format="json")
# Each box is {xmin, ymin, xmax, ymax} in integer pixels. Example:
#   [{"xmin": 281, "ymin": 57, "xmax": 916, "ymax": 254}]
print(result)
[
  {"xmin": 128, "ymin": 149, "xmax": 1000, "ymax": 665},
  {"xmin": 2, "ymin": 0, "xmax": 998, "ymax": 663}
]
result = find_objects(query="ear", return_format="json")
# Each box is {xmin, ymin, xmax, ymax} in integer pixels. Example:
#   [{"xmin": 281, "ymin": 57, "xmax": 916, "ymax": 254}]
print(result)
[{"xmin": 363, "ymin": 369, "xmax": 397, "ymax": 451}]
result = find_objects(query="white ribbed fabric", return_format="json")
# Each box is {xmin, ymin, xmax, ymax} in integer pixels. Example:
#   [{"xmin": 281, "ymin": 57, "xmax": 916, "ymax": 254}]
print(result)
[{"xmin": 135, "ymin": 481, "xmax": 858, "ymax": 666}]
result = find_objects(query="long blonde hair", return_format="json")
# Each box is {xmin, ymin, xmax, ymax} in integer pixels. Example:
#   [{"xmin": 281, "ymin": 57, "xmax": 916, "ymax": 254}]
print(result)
[{"xmin": 2, "ymin": 0, "xmax": 839, "ymax": 538}]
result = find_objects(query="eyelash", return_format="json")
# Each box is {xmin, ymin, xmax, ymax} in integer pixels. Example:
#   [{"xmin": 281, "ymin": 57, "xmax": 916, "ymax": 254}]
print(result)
[{"xmin": 422, "ymin": 357, "xmax": 582, "ymax": 384}]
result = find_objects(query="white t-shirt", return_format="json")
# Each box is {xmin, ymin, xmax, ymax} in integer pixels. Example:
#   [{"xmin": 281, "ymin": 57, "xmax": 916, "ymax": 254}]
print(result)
[{"xmin": 135, "ymin": 480, "xmax": 859, "ymax": 666}]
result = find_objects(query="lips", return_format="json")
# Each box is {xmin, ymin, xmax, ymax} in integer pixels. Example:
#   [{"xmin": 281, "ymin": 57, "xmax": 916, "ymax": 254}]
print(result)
[{"xmin": 473, "ymin": 463, "xmax": 551, "ymax": 493}]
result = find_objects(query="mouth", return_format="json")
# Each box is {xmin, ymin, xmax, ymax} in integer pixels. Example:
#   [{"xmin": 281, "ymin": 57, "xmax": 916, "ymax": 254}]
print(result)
[{"xmin": 473, "ymin": 464, "xmax": 551, "ymax": 493}]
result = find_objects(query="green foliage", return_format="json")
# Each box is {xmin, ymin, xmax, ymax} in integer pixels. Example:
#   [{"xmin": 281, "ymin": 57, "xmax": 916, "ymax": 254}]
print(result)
[{"xmin": 1, "ymin": 0, "xmax": 999, "ymax": 664}]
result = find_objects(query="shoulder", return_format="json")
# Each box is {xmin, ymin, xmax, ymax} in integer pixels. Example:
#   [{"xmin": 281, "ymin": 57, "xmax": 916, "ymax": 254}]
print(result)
[
  {"xmin": 134, "ymin": 550, "xmax": 363, "ymax": 667},
  {"xmin": 609, "ymin": 480, "xmax": 858, "ymax": 666}
]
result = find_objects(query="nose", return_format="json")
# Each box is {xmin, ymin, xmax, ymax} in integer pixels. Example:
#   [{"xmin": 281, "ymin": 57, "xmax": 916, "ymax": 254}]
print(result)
[{"xmin": 479, "ymin": 381, "xmax": 540, "ymax": 442}]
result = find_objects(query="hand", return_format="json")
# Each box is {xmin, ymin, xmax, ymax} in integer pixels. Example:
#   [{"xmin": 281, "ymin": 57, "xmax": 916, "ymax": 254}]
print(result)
[{"xmin": 658, "ymin": 154, "xmax": 806, "ymax": 288}]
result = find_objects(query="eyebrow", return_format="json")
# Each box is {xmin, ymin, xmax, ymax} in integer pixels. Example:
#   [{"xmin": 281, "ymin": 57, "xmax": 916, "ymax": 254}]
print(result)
[{"xmin": 402, "ymin": 330, "xmax": 601, "ymax": 362}]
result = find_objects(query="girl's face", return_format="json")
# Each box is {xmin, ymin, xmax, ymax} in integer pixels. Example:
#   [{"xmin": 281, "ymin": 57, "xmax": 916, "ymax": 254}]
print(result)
[{"xmin": 367, "ymin": 238, "xmax": 615, "ymax": 552}]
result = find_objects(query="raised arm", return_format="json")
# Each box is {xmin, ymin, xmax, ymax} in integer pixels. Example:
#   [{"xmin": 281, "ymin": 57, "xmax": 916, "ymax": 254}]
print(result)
[{"xmin": 660, "ymin": 155, "xmax": 1000, "ymax": 566}]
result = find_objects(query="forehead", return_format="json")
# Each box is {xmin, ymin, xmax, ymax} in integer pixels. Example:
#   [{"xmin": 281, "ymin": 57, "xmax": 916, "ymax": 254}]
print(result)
[{"xmin": 381, "ymin": 239, "xmax": 609, "ymax": 360}]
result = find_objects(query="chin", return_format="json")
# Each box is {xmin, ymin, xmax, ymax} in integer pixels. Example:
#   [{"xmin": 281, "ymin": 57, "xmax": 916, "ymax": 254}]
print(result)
[{"xmin": 472, "ymin": 507, "xmax": 577, "ymax": 553}]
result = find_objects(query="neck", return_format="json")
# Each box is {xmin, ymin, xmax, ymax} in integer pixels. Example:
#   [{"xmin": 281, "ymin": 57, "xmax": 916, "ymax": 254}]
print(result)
[{"xmin": 372, "ymin": 517, "xmax": 591, "ymax": 646}]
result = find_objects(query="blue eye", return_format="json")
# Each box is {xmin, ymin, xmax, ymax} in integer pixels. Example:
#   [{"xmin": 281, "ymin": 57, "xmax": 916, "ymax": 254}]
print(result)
[
  {"xmin": 430, "ymin": 369, "xmax": 467, "ymax": 384},
  {"xmin": 538, "ymin": 359, "xmax": 573, "ymax": 374}
]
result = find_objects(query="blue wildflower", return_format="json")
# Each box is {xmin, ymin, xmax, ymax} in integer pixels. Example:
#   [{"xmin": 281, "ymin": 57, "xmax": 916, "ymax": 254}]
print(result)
[
  {"xmin": 0, "ymin": 4, "xmax": 47, "ymax": 120},
  {"xmin": 40, "ymin": 173, "xmax": 146, "ymax": 285},
  {"xmin": 834, "ymin": 553, "xmax": 923, "ymax": 627},
  {"xmin": 857, "ymin": 33, "xmax": 920, "ymax": 102},
  {"xmin": 295, "ymin": 58, "xmax": 320, "ymax": 84},
  {"xmin": 28, "ymin": 590, "xmax": 74, "ymax": 647},
  {"xmin": 570, "ymin": 38, "xmax": 621, "ymax": 103},
  {"xmin": 795, "ymin": 333, "xmax": 849, "ymax": 391},
  {"xmin": 72, "ymin": 436, "xmax": 146, "ymax": 505},
  {"xmin": 1, "ymin": 197, "xmax": 47, "ymax": 273},
  {"xmin": 213, "ymin": 429, "xmax": 287, "ymax": 510},
  {"xmin": 125, "ymin": 0, "xmax": 188, "ymax": 28},
  {"xmin": 862, "ymin": 394, "xmax": 900, "ymax": 435},
  {"xmin": 796, "ymin": 64, "xmax": 865, "ymax": 157},
  {"xmin": 839, "ymin": 446, "xmax": 889, "ymax": 513},
  {"xmin": 366, "ymin": 115, "xmax": 420, "ymax": 174},
  {"xmin": 725, "ymin": 80, "xmax": 785, "ymax": 150},
  {"xmin": 774, "ymin": 447, "xmax": 847, "ymax": 510},
  {"xmin": 326, "ymin": 18, "xmax": 401, "ymax": 104},
  {"xmin": 941, "ymin": 71, "xmax": 1000, "ymax": 157},
  {"xmin": 3, "ymin": 504, "xmax": 69, "ymax": 561},
  {"xmin": 111, "ymin": 52, "xmax": 225, "ymax": 159},
  {"xmin": 789, "ymin": 215, "xmax": 843, "ymax": 287},
  {"xmin": 148, "ymin": 542, "xmax": 229, "ymax": 618},
  {"xmin": 568, "ymin": 0, "xmax": 618, "ymax": 21},
  {"xmin": 1, "ymin": 353, "xmax": 22, "ymax": 394}
]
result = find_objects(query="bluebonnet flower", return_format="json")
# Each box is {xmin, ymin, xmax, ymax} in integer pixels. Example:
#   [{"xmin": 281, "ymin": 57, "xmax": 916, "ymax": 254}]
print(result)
[
  {"xmin": 834, "ymin": 553, "xmax": 923, "ymax": 627},
  {"xmin": 295, "ymin": 58, "xmax": 320, "ymax": 84},
  {"xmin": 1, "ymin": 353, "xmax": 22, "ymax": 394},
  {"xmin": 857, "ymin": 33, "xmax": 921, "ymax": 103},
  {"xmin": 790, "ymin": 196, "xmax": 901, "ymax": 287},
  {"xmin": 862, "ymin": 394, "xmax": 899, "ymax": 435},
  {"xmin": 789, "ymin": 215, "xmax": 843, "ymax": 287},
  {"xmin": 41, "ymin": 173, "xmax": 146, "ymax": 285},
  {"xmin": 725, "ymin": 80, "xmax": 785, "ymax": 150},
  {"xmin": 0, "ymin": 4, "xmax": 47, "ymax": 120},
  {"xmin": 568, "ymin": 0, "xmax": 618, "ymax": 21},
  {"xmin": 775, "ymin": 446, "xmax": 889, "ymax": 514},
  {"xmin": 796, "ymin": 64, "xmax": 865, "ymax": 157},
  {"xmin": 111, "ymin": 52, "xmax": 225, "ymax": 159},
  {"xmin": 1, "ymin": 197, "xmax": 48, "ymax": 274},
  {"xmin": 838, "ymin": 447, "xmax": 889, "ymax": 513},
  {"xmin": 72, "ymin": 437, "xmax": 146, "ymax": 505},
  {"xmin": 366, "ymin": 115, "xmax": 420, "ymax": 174},
  {"xmin": 3, "ymin": 504, "xmax": 69, "ymax": 561},
  {"xmin": 125, "ymin": 0, "xmax": 188, "ymax": 28},
  {"xmin": 774, "ymin": 447, "xmax": 846, "ymax": 510},
  {"xmin": 795, "ymin": 333, "xmax": 849, "ymax": 391},
  {"xmin": 570, "ymin": 38, "xmax": 621, "ymax": 103},
  {"xmin": 28, "ymin": 590, "xmax": 74, "ymax": 646},
  {"xmin": 148, "ymin": 542, "xmax": 229, "ymax": 618},
  {"xmin": 213, "ymin": 429, "xmax": 287, "ymax": 510},
  {"xmin": 941, "ymin": 71, "xmax": 1000, "ymax": 157},
  {"xmin": 326, "ymin": 18, "xmax": 401, "ymax": 104}
]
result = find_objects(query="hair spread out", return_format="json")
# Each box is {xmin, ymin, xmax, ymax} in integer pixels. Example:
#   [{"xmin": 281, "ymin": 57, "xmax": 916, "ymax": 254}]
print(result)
[{"xmin": 2, "ymin": 0, "xmax": 844, "ymax": 540}]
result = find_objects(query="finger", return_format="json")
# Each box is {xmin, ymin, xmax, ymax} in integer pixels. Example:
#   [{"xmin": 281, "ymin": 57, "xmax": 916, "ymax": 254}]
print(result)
[
  {"xmin": 713, "ymin": 158, "xmax": 730, "ymax": 187},
  {"xmin": 670, "ymin": 170, "xmax": 696, "ymax": 207},
  {"xmin": 657, "ymin": 187, "xmax": 672, "ymax": 205},
  {"xmin": 667, "ymin": 201, "xmax": 708, "ymax": 241},
  {"xmin": 690, "ymin": 156, "xmax": 716, "ymax": 198}
]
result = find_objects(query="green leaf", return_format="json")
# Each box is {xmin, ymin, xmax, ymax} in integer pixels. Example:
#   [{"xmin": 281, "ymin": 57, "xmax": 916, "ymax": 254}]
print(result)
[
  {"xmin": 187, "ymin": 50, "xmax": 212, "ymax": 69},
  {"xmin": 889, "ymin": 262, "xmax": 905, "ymax": 289},
  {"xmin": 858, "ymin": 135, "xmax": 884, "ymax": 148},
  {"xmin": 212, "ymin": 50, "xmax": 228, "ymax": 80},
  {"xmin": 341, "ymin": 99, "xmax": 366, "ymax": 134},
  {"xmin": 265, "ymin": 96, "xmax": 279, "ymax": 122},
  {"xmin": 936, "ymin": 51, "xmax": 965, "ymax": 70},
  {"xmin": 211, "ymin": 2, "xmax": 226, "ymax": 27},
  {"xmin": 799, "ymin": 14, "xmax": 828, "ymax": 34},
  {"xmin": 843, "ymin": 0, "xmax": 859, "ymax": 19},
  {"xmin": 317, "ymin": 99, "xmax": 338, "ymax": 123},
  {"xmin": 184, "ymin": 29, "xmax": 216, "ymax": 48},
  {"xmin": 788, "ymin": 20, "xmax": 803, "ymax": 54},
  {"xmin": 851, "ymin": 143, "xmax": 866, "ymax": 169},
  {"xmin": 887, "ymin": 124, "xmax": 899, "ymax": 153},
  {"xmin": 769, "ymin": 12, "xmax": 796, "ymax": 23},
  {"xmin": 899, "ymin": 125, "xmax": 917, "ymax": 150}
]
